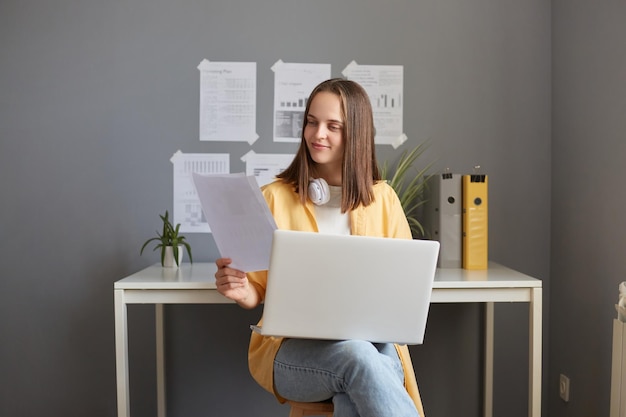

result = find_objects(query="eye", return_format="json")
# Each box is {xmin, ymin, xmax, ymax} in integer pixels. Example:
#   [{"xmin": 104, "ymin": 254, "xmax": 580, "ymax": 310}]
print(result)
[
  {"xmin": 328, "ymin": 124, "xmax": 342, "ymax": 131},
  {"xmin": 306, "ymin": 119, "xmax": 318, "ymax": 126}
]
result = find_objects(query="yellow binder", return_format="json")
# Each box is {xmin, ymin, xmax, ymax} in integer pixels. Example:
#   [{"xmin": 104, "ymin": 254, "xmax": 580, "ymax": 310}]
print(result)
[{"xmin": 462, "ymin": 174, "xmax": 488, "ymax": 269}]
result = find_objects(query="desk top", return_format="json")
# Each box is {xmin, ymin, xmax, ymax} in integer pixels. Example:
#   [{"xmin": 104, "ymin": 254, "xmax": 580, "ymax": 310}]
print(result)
[{"xmin": 115, "ymin": 262, "xmax": 541, "ymax": 290}]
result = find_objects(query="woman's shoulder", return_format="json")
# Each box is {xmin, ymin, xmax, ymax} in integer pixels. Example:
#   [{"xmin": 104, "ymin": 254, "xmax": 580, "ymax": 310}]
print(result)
[
  {"xmin": 261, "ymin": 179, "xmax": 299, "ymax": 205},
  {"xmin": 370, "ymin": 181, "xmax": 404, "ymax": 212},
  {"xmin": 372, "ymin": 180, "xmax": 398, "ymax": 198},
  {"xmin": 261, "ymin": 179, "xmax": 294, "ymax": 195}
]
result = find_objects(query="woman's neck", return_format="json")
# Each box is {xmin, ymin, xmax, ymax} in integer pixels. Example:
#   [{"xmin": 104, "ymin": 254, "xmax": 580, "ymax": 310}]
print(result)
[{"xmin": 314, "ymin": 165, "xmax": 342, "ymax": 186}]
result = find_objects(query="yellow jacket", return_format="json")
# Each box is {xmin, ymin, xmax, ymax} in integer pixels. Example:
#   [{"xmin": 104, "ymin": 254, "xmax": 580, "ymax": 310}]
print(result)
[{"xmin": 246, "ymin": 180, "xmax": 425, "ymax": 416}]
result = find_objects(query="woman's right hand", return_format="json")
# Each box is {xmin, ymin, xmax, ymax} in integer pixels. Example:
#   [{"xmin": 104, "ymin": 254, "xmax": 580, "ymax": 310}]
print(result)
[{"xmin": 214, "ymin": 258, "xmax": 259, "ymax": 308}]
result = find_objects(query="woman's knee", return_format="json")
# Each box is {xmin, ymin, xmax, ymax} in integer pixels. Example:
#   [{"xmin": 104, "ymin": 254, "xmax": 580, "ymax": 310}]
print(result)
[
  {"xmin": 334, "ymin": 340, "xmax": 379, "ymax": 360},
  {"xmin": 333, "ymin": 340, "xmax": 392, "ymax": 376}
]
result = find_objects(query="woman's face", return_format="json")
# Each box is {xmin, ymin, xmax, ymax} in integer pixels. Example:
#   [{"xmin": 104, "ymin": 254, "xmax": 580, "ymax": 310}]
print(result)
[{"xmin": 304, "ymin": 91, "xmax": 345, "ymax": 181}]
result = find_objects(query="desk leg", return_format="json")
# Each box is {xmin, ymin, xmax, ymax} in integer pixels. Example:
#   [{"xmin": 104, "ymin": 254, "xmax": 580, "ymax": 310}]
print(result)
[
  {"xmin": 156, "ymin": 304, "xmax": 166, "ymax": 417},
  {"xmin": 529, "ymin": 288, "xmax": 542, "ymax": 417},
  {"xmin": 484, "ymin": 302, "xmax": 494, "ymax": 417},
  {"xmin": 114, "ymin": 290, "xmax": 130, "ymax": 417}
]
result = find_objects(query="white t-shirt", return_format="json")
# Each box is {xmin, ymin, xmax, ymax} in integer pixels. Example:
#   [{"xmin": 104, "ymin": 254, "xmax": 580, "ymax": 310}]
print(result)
[{"xmin": 313, "ymin": 185, "xmax": 350, "ymax": 235}]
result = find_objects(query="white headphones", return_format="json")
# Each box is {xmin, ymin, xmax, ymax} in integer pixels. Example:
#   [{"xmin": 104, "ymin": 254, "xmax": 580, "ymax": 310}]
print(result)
[{"xmin": 308, "ymin": 178, "xmax": 330, "ymax": 205}]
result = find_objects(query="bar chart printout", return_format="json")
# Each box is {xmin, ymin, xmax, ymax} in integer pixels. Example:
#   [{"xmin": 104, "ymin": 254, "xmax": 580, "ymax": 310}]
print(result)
[
  {"xmin": 342, "ymin": 62, "xmax": 405, "ymax": 147},
  {"xmin": 272, "ymin": 61, "xmax": 331, "ymax": 143},
  {"xmin": 171, "ymin": 151, "xmax": 230, "ymax": 233}
]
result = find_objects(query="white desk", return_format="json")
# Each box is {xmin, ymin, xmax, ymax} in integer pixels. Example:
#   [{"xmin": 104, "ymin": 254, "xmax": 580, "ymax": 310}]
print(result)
[{"xmin": 114, "ymin": 262, "xmax": 542, "ymax": 417}]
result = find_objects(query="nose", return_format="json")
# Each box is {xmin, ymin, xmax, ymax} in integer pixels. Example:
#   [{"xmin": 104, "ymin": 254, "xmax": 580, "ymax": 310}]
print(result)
[{"xmin": 312, "ymin": 124, "xmax": 327, "ymax": 139}]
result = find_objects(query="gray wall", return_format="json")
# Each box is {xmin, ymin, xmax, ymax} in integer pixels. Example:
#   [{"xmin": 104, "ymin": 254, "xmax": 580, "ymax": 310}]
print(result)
[
  {"xmin": 0, "ymin": 1, "xmax": 554, "ymax": 416},
  {"xmin": 550, "ymin": 1, "xmax": 626, "ymax": 416}
]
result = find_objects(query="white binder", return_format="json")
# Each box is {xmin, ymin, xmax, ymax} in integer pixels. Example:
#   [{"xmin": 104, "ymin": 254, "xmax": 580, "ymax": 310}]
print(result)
[{"xmin": 423, "ymin": 172, "xmax": 462, "ymax": 268}]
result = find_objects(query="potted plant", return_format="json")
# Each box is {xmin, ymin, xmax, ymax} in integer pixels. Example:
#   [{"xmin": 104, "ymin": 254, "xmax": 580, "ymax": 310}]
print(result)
[
  {"xmin": 380, "ymin": 141, "xmax": 434, "ymax": 239},
  {"xmin": 140, "ymin": 210, "xmax": 193, "ymax": 267}
]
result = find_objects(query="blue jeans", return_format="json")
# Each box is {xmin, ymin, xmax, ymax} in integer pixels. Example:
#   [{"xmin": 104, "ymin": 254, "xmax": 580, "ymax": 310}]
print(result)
[{"xmin": 274, "ymin": 339, "xmax": 420, "ymax": 417}]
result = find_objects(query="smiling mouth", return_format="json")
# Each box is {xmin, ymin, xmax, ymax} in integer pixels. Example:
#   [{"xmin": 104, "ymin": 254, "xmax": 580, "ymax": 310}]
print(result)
[{"xmin": 311, "ymin": 142, "xmax": 329, "ymax": 150}]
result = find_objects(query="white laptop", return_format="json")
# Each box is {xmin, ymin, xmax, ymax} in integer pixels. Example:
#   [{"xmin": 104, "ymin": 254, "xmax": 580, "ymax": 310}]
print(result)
[{"xmin": 253, "ymin": 230, "xmax": 440, "ymax": 345}]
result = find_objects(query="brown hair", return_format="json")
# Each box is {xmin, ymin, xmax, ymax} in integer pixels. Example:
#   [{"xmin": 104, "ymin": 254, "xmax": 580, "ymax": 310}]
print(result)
[{"xmin": 276, "ymin": 78, "xmax": 380, "ymax": 212}]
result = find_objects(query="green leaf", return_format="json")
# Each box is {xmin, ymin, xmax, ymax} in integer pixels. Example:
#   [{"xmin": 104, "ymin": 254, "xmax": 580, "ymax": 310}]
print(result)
[
  {"xmin": 141, "ymin": 210, "xmax": 194, "ymax": 264},
  {"xmin": 181, "ymin": 241, "xmax": 193, "ymax": 263},
  {"xmin": 380, "ymin": 141, "xmax": 435, "ymax": 239}
]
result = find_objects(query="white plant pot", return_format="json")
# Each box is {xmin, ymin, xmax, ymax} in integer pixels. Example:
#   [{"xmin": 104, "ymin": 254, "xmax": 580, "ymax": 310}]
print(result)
[{"xmin": 163, "ymin": 245, "xmax": 184, "ymax": 268}]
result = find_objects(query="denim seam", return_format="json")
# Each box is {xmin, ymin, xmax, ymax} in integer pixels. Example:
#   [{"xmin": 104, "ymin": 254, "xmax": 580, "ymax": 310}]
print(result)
[{"xmin": 274, "ymin": 359, "xmax": 343, "ymax": 383}]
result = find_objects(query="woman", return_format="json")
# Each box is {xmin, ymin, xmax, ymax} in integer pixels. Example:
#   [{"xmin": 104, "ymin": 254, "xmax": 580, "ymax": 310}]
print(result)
[{"xmin": 214, "ymin": 78, "xmax": 424, "ymax": 417}]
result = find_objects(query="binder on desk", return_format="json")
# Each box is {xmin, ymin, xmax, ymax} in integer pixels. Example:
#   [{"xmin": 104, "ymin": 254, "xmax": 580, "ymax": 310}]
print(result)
[
  {"xmin": 462, "ymin": 174, "xmax": 488, "ymax": 270},
  {"xmin": 423, "ymin": 172, "xmax": 462, "ymax": 268}
]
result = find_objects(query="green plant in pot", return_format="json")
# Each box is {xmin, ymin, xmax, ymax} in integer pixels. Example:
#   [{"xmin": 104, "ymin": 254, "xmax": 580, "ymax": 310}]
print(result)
[
  {"xmin": 380, "ymin": 141, "xmax": 434, "ymax": 239},
  {"xmin": 140, "ymin": 210, "xmax": 193, "ymax": 267}
]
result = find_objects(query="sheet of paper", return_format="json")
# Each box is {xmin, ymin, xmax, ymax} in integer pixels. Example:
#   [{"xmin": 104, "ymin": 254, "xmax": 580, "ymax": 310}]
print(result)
[
  {"xmin": 170, "ymin": 150, "xmax": 230, "ymax": 233},
  {"xmin": 197, "ymin": 59, "xmax": 259, "ymax": 144},
  {"xmin": 342, "ymin": 61, "xmax": 407, "ymax": 148},
  {"xmin": 242, "ymin": 150, "xmax": 295, "ymax": 187},
  {"xmin": 192, "ymin": 172, "xmax": 277, "ymax": 272},
  {"xmin": 272, "ymin": 60, "xmax": 331, "ymax": 143}
]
